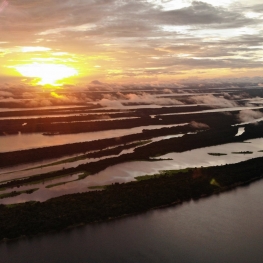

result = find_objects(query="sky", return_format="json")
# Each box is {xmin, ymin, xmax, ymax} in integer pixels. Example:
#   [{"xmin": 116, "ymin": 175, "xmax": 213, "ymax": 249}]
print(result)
[{"xmin": 0, "ymin": 0, "xmax": 263, "ymax": 87}]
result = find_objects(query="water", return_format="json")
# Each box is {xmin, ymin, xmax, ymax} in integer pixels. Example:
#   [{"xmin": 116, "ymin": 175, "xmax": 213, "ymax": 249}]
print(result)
[
  {"xmin": 154, "ymin": 105, "xmax": 263, "ymax": 116},
  {"xmin": 1, "ymin": 178, "xmax": 263, "ymax": 263},
  {"xmin": 0, "ymin": 123, "xmax": 186, "ymax": 152}
]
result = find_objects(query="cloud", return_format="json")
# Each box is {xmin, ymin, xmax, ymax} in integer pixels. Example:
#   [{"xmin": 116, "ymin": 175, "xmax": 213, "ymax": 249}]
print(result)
[
  {"xmin": 189, "ymin": 94, "xmax": 238, "ymax": 107},
  {"xmin": 0, "ymin": 97, "xmax": 19, "ymax": 103},
  {"xmin": 163, "ymin": 88, "xmax": 173, "ymax": 94},
  {"xmin": 190, "ymin": 121, "xmax": 210, "ymax": 129},
  {"xmin": 247, "ymin": 3, "xmax": 263, "ymax": 13},
  {"xmin": 25, "ymin": 99, "xmax": 53, "ymax": 107},
  {"xmin": 87, "ymin": 81, "xmax": 115, "ymax": 91},
  {"xmin": 238, "ymin": 109, "xmax": 263, "ymax": 123},
  {"xmin": 124, "ymin": 93, "xmax": 183, "ymax": 105},
  {"xmin": 99, "ymin": 98, "xmax": 124, "ymax": 108},
  {"xmin": 155, "ymin": 1, "xmax": 255, "ymax": 28},
  {"xmin": 22, "ymin": 92, "xmax": 35, "ymax": 98},
  {"xmin": 0, "ymin": 91, "xmax": 13, "ymax": 96},
  {"xmin": 222, "ymin": 92, "xmax": 249, "ymax": 100},
  {"xmin": 1, "ymin": 0, "xmax": 263, "ymax": 84},
  {"xmin": 90, "ymin": 80, "xmax": 103, "ymax": 85},
  {"xmin": 0, "ymin": 89, "xmax": 93, "ymax": 108},
  {"xmin": 97, "ymin": 91, "xmax": 183, "ymax": 108}
]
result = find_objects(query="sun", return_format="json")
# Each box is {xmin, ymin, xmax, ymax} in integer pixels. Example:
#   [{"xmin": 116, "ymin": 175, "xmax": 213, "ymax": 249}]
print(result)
[{"xmin": 13, "ymin": 63, "xmax": 78, "ymax": 86}]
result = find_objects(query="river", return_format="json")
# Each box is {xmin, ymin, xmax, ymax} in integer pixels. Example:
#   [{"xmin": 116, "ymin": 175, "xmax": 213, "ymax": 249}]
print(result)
[{"xmin": 1, "ymin": 178, "xmax": 263, "ymax": 263}]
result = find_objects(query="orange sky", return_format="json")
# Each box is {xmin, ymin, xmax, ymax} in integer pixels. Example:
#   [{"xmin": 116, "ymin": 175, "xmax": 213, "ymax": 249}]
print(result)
[{"xmin": 1, "ymin": 0, "xmax": 263, "ymax": 87}]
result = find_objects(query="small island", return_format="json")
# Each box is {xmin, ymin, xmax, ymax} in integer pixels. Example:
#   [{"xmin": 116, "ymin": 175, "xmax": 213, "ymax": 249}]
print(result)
[
  {"xmin": 208, "ymin": 153, "xmax": 227, "ymax": 156},
  {"xmin": 232, "ymin": 151, "xmax": 253, "ymax": 154}
]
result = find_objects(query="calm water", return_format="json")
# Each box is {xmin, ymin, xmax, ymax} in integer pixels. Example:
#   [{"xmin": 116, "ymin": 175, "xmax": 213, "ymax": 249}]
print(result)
[
  {"xmin": 1, "ymin": 179, "xmax": 263, "ymax": 263},
  {"xmin": 155, "ymin": 105, "xmax": 263, "ymax": 116}
]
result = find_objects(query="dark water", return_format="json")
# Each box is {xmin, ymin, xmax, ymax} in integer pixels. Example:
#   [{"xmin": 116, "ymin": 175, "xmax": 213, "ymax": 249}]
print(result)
[{"xmin": 1, "ymin": 180, "xmax": 263, "ymax": 263}]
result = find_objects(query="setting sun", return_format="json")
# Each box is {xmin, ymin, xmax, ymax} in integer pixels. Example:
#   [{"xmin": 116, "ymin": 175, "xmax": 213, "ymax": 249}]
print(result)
[{"xmin": 13, "ymin": 63, "xmax": 78, "ymax": 86}]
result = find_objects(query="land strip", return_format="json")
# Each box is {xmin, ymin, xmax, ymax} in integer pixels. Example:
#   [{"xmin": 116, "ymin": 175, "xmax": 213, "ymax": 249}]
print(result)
[{"xmin": 1, "ymin": 156, "xmax": 263, "ymax": 241}]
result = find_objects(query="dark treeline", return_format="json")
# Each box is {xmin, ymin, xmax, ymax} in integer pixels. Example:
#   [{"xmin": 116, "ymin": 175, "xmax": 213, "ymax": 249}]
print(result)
[
  {"xmin": 0, "ymin": 105, "xmax": 208, "ymax": 118},
  {"xmin": 1, "ymin": 156, "xmax": 263, "ymax": 241},
  {"xmin": 0, "ymin": 105, "xmax": 100, "ymax": 117}
]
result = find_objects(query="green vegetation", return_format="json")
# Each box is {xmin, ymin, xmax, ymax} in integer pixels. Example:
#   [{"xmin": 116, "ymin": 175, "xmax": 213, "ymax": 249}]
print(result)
[
  {"xmin": 135, "ymin": 168, "xmax": 192, "ymax": 181},
  {"xmin": 232, "ymin": 151, "xmax": 253, "ymax": 154},
  {"xmin": 24, "ymin": 173, "xmax": 74, "ymax": 186},
  {"xmin": 0, "ymin": 188, "xmax": 38, "ymax": 199},
  {"xmin": 24, "ymin": 188, "xmax": 38, "ymax": 194},
  {"xmin": 0, "ymin": 192, "xmax": 21, "ymax": 199},
  {"xmin": 46, "ymin": 181, "xmax": 74, "ymax": 188},
  {"xmin": 9, "ymin": 141, "xmax": 153, "ymax": 172},
  {"xmin": 208, "ymin": 153, "xmax": 227, "ymax": 156},
  {"xmin": 149, "ymin": 158, "xmax": 173, "ymax": 161},
  {"xmin": 45, "ymin": 172, "xmax": 88, "ymax": 188},
  {"xmin": 88, "ymin": 185, "xmax": 107, "ymax": 190},
  {"xmin": 135, "ymin": 174, "xmax": 157, "ymax": 181},
  {"xmin": 161, "ymin": 168, "xmax": 192, "ymax": 175},
  {"xmin": 18, "ymin": 172, "xmax": 85, "ymax": 189},
  {"xmin": 78, "ymin": 172, "xmax": 90, "ymax": 180},
  {"xmin": 135, "ymin": 140, "xmax": 152, "ymax": 146}
]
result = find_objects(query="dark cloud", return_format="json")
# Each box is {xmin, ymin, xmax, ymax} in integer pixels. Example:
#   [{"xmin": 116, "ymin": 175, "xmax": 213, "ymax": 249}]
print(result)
[
  {"xmin": 248, "ymin": 4, "xmax": 263, "ymax": 12},
  {"xmin": 155, "ymin": 1, "xmax": 255, "ymax": 28}
]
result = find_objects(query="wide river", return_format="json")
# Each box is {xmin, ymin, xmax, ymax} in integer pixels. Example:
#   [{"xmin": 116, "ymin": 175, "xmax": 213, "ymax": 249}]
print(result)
[{"xmin": 1, "ymin": 178, "xmax": 263, "ymax": 263}]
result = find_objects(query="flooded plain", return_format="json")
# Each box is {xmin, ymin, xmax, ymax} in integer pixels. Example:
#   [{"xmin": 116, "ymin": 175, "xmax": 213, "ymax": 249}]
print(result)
[{"xmin": 1, "ymin": 137, "xmax": 263, "ymax": 204}]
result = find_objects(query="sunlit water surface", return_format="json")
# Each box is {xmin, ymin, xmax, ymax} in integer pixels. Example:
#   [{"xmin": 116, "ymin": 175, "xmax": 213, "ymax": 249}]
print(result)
[{"xmin": 0, "ymin": 124, "xmax": 186, "ymax": 152}]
